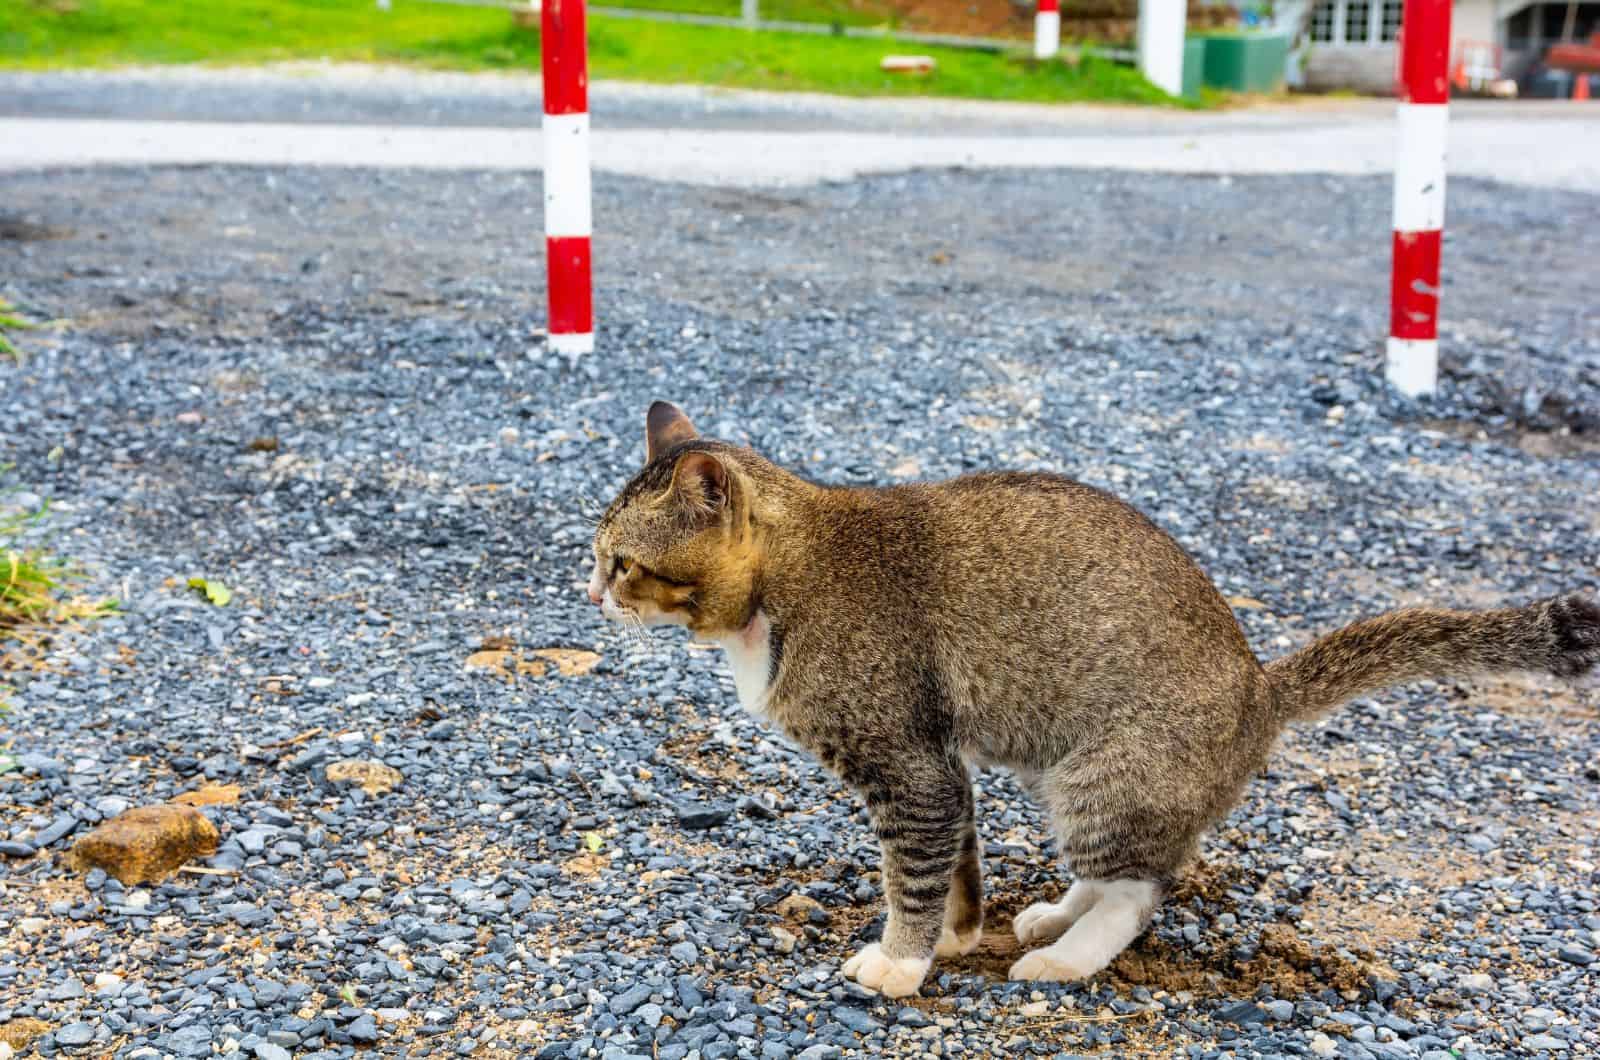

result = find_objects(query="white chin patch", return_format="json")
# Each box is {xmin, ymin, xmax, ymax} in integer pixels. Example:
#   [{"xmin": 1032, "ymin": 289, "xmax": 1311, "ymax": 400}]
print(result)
[{"xmin": 715, "ymin": 610, "xmax": 773, "ymax": 715}]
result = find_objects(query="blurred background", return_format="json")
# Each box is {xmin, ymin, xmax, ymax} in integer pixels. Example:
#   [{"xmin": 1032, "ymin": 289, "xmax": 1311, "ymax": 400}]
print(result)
[{"xmin": 4, "ymin": 0, "xmax": 1598, "ymax": 102}]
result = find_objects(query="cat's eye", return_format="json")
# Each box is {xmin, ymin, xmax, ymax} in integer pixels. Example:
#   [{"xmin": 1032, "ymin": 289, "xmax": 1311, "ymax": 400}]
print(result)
[{"xmin": 611, "ymin": 556, "xmax": 633, "ymax": 578}]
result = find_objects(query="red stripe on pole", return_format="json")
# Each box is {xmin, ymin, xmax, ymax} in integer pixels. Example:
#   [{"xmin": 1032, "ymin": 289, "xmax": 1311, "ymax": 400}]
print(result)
[
  {"xmin": 541, "ymin": 0, "xmax": 589, "ymax": 115},
  {"xmin": 1389, "ymin": 229, "xmax": 1441, "ymax": 340},
  {"xmin": 1038, "ymin": 0, "xmax": 1060, "ymax": 12},
  {"xmin": 547, "ymin": 236, "xmax": 593, "ymax": 335},
  {"xmin": 1397, "ymin": 0, "xmax": 1451, "ymax": 104}
]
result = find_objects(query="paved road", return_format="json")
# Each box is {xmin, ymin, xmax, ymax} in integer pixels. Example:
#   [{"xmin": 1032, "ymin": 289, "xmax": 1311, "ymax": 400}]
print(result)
[{"xmin": 4, "ymin": 64, "xmax": 1598, "ymax": 188}]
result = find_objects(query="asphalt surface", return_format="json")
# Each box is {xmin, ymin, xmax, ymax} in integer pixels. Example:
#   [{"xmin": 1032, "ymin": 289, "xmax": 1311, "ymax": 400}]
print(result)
[{"xmin": 3, "ymin": 66, "xmax": 1599, "ymax": 188}]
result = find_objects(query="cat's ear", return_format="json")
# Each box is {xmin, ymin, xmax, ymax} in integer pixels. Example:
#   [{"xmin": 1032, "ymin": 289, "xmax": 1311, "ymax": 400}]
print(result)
[
  {"xmin": 670, "ymin": 450, "xmax": 729, "ymax": 520},
  {"xmin": 645, "ymin": 401, "xmax": 698, "ymax": 464}
]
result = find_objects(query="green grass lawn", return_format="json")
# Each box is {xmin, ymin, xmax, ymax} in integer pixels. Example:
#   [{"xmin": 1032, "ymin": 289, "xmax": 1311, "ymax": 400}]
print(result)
[
  {"xmin": 0, "ymin": 0, "xmax": 1180, "ymax": 105},
  {"xmin": 603, "ymin": 0, "xmax": 891, "ymax": 29}
]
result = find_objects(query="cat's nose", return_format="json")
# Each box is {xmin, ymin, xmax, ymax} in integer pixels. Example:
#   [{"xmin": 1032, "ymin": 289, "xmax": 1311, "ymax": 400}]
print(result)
[{"xmin": 587, "ymin": 585, "xmax": 603, "ymax": 606}]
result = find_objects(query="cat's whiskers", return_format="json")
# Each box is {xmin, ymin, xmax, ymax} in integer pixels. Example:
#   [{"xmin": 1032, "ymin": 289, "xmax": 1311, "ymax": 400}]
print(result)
[
  {"xmin": 575, "ymin": 489, "xmax": 608, "ymax": 526},
  {"xmin": 620, "ymin": 610, "xmax": 651, "ymax": 650}
]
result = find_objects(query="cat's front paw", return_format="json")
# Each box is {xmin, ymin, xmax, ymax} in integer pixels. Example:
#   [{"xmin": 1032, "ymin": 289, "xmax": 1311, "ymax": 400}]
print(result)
[{"xmin": 841, "ymin": 943, "xmax": 930, "ymax": 997}]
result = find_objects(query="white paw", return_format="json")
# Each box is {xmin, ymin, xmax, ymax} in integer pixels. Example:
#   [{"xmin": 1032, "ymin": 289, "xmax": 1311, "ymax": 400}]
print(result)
[
  {"xmin": 1008, "ymin": 944, "xmax": 1096, "ymax": 983},
  {"xmin": 1012, "ymin": 900, "xmax": 1076, "ymax": 946},
  {"xmin": 934, "ymin": 925, "xmax": 982, "ymax": 957},
  {"xmin": 840, "ymin": 942, "xmax": 931, "ymax": 998}
]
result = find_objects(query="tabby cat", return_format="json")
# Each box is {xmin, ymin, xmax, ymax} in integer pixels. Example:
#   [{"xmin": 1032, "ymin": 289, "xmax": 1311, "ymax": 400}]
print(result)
[{"xmin": 587, "ymin": 401, "xmax": 1599, "ymax": 998}]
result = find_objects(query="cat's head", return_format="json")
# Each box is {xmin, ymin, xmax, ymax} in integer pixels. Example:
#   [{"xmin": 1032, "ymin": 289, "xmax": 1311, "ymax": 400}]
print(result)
[{"xmin": 587, "ymin": 402, "xmax": 758, "ymax": 636}]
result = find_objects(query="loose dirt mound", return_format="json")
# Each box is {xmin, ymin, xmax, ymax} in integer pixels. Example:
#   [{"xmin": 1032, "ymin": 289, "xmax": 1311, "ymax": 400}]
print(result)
[
  {"xmin": 1110, "ymin": 923, "xmax": 1374, "ymax": 1000},
  {"xmin": 937, "ymin": 862, "xmax": 1383, "ymax": 1000}
]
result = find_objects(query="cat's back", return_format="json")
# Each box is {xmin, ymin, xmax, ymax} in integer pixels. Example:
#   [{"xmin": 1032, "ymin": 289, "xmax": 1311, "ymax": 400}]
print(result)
[
  {"xmin": 792, "ymin": 467, "xmax": 1250, "ymax": 664},
  {"xmin": 817, "ymin": 469, "xmax": 1217, "ymax": 604},
  {"xmin": 921, "ymin": 469, "xmax": 1191, "ymax": 580},
  {"xmin": 908, "ymin": 471, "xmax": 1260, "ymax": 744}
]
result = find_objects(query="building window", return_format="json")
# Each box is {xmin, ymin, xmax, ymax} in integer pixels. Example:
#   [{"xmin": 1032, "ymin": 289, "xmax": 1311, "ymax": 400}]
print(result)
[
  {"xmin": 1345, "ymin": 0, "xmax": 1372, "ymax": 41},
  {"xmin": 1310, "ymin": 0, "xmax": 1337, "ymax": 41},
  {"xmin": 1380, "ymin": 0, "xmax": 1402, "ymax": 41},
  {"xmin": 1307, "ymin": 0, "xmax": 1395, "ymax": 45}
]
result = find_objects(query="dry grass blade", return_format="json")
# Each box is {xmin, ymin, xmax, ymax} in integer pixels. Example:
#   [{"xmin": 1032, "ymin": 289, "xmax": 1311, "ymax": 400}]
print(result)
[
  {"xmin": 2, "ymin": 549, "xmax": 66, "ymax": 627},
  {"xmin": 1023, "ymin": 1006, "xmax": 1158, "ymax": 1029},
  {"xmin": 261, "ymin": 726, "xmax": 323, "ymax": 750}
]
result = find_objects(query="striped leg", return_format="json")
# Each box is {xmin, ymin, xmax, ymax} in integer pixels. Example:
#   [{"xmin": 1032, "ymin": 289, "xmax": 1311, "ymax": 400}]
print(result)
[{"xmin": 841, "ymin": 754, "xmax": 970, "ymax": 997}]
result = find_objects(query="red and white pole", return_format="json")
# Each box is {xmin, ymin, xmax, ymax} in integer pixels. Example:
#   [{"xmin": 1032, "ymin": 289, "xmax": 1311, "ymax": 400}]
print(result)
[
  {"xmin": 1034, "ymin": 0, "xmax": 1060, "ymax": 60},
  {"xmin": 542, "ymin": 0, "xmax": 594, "ymax": 356},
  {"xmin": 1387, "ymin": 0, "xmax": 1451, "ymax": 397}
]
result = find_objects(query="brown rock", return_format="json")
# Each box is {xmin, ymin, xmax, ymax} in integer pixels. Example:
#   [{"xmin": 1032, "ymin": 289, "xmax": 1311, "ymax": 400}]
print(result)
[
  {"xmin": 66, "ymin": 805, "xmax": 219, "ymax": 885},
  {"xmin": 533, "ymin": 648, "xmax": 602, "ymax": 677},
  {"xmin": 464, "ymin": 649, "xmax": 547, "ymax": 680},
  {"xmin": 0, "ymin": 1018, "xmax": 51, "ymax": 1050},
  {"xmin": 171, "ymin": 783, "xmax": 241, "ymax": 807},
  {"xmin": 775, "ymin": 893, "xmax": 826, "ymax": 924},
  {"xmin": 465, "ymin": 648, "xmax": 513, "ymax": 671},
  {"xmin": 325, "ymin": 759, "xmax": 403, "ymax": 796}
]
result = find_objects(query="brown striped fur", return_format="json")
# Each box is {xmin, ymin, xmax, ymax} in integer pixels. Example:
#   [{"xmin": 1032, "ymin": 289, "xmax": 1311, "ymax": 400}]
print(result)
[{"xmin": 589, "ymin": 402, "xmax": 1600, "ymax": 995}]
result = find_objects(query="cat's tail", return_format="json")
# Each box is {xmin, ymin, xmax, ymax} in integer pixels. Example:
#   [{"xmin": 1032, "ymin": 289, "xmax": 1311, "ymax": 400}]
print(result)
[{"xmin": 1266, "ymin": 593, "xmax": 1600, "ymax": 723}]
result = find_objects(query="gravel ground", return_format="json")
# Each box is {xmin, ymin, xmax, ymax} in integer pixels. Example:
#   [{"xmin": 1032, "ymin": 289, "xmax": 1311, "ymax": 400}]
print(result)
[{"xmin": 1, "ymin": 162, "xmax": 1597, "ymax": 1060}]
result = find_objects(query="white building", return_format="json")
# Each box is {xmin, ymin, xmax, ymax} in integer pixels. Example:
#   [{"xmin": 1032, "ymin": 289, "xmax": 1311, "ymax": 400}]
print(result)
[{"xmin": 1298, "ymin": 0, "xmax": 1598, "ymax": 92}]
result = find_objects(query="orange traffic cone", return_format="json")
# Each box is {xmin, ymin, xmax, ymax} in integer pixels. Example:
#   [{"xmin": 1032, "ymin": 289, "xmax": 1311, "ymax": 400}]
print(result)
[{"xmin": 1576, "ymin": 74, "xmax": 1592, "ymax": 100}]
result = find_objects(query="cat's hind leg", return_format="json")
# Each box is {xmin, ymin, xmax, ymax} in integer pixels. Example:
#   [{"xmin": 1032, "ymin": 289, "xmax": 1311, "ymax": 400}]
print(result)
[
  {"xmin": 1008, "ymin": 878, "xmax": 1162, "ymax": 981},
  {"xmin": 1008, "ymin": 753, "xmax": 1193, "ymax": 981},
  {"xmin": 1011, "ymin": 877, "xmax": 1101, "ymax": 947}
]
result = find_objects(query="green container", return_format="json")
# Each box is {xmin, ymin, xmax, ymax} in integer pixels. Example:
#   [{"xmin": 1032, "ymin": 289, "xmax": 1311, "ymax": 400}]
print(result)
[
  {"xmin": 1182, "ymin": 36, "xmax": 1205, "ymax": 99},
  {"xmin": 1199, "ymin": 32, "xmax": 1290, "ymax": 93}
]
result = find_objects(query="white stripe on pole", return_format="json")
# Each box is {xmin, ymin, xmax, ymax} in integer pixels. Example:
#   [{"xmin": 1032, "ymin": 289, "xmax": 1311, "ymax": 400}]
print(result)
[
  {"xmin": 1137, "ymin": 0, "xmax": 1187, "ymax": 97},
  {"xmin": 1391, "ymin": 103, "xmax": 1447, "ymax": 232},
  {"xmin": 1385, "ymin": 337, "xmax": 1438, "ymax": 397},
  {"xmin": 1034, "ymin": 11, "xmax": 1060, "ymax": 60},
  {"xmin": 549, "ymin": 330, "xmax": 596, "ymax": 355},
  {"xmin": 543, "ymin": 113, "xmax": 593, "ymax": 238},
  {"xmin": 1387, "ymin": 0, "xmax": 1450, "ymax": 396},
  {"xmin": 542, "ymin": 0, "xmax": 593, "ymax": 356}
]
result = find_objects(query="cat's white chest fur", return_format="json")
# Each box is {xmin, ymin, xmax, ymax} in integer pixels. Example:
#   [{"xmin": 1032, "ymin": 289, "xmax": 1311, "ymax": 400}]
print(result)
[{"xmin": 716, "ymin": 610, "xmax": 774, "ymax": 715}]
